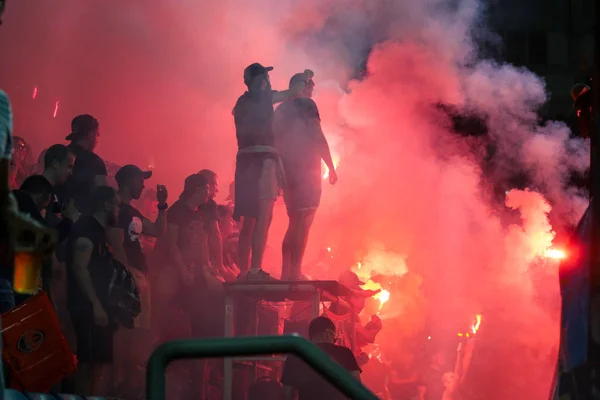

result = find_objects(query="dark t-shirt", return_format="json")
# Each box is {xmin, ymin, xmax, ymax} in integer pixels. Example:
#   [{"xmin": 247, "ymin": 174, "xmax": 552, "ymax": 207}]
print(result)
[
  {"xmin": 418, "ymin": 367, "xmax": 446, "ymax": 400},
  {"xmin": 233, "ymin": 90, "xmax": 275, "ymax": 149},
  {"xmin": 388, "ymin": 364, "xmax": 418, "ymax": 400},
  {"xmin": 117, "ymin": 202, "xmax": 147, "ymax": 272},
  {"xmin": 274, "ymin": 98, "xmax": 322, "ymax": 183},
  {"xmin": 66, "ymin": 215, "xmax": 111, "ymax": 313},
  {"xmin": 155, "ymin": 200, "xmax": 196, "ymax": 262},
  {"xmin": 197, "ymin": 198, "xmax": 218, "ymax": 225},
  {"xmin": 281, "ymin": 343, "xmax": 361, "ymax": 400},
  {"xmin": 61, "ymin": 143, "xmax": 107, "ymax": 215}
]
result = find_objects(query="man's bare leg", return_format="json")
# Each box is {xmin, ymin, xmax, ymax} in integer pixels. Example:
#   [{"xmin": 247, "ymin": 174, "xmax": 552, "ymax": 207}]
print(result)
[
  {"xmin": 250, "ymin": 199, "xmax": 275, "ymax": 272},
  {"xmin": 281, "ymin": 220, "xmax": 295, "ymax": 280},
  {"xmin": 289, "ymin": 210, "xmax": 316, "ymax": 279},
  {"xmin": 238, "ymin": 217, "xmax": 255, "ymax": 275}
]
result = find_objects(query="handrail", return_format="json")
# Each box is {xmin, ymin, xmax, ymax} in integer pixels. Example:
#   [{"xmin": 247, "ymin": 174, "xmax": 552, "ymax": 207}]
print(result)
[{"xmin": 146, "ymin": 335, "xmax": 378, "ymax": 400}]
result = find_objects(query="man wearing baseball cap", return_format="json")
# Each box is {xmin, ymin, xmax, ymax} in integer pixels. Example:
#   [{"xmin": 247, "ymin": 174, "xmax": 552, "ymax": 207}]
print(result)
[
  {"xmin": 233, "ymin": 62, "xmax": 314, "ymax": 280},
  {"xmin": 107, "ymin": 164, "xmax": 167, "ymax": 396},
  {"xmin": 62, "ymin": 114, "xmax": 108, "ymax": 215}
]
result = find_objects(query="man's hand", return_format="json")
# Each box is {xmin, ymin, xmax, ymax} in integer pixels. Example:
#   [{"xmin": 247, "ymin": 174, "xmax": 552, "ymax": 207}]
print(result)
[
  {"xmin": 157, "ymin": 184, "xmax": 168, "ymax": 205},
  {"xmin": 93, "ymin": 302, "xmax": 109, "ymax": 327},
  {"xmin": 368, "ymin": 314, "xmax": 383, "ymax": 331},
  {"xmin": 328, "ymin": 169, "xmax": 338, "ymax": 185},
  {"xmin": 62, "ymin": 199, "xmax": 80, "ymax": 222}
]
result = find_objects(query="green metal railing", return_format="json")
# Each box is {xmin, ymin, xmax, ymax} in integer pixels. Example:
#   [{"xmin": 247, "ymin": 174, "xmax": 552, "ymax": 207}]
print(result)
[{"xmin": 146, "ymin": 335, "xmax": 378, "ymax": 400}]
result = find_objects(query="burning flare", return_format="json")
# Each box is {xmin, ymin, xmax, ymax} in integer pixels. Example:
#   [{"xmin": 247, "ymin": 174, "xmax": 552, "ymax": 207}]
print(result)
[
  {"xmin": 360, "ymin": 279, "xmax": 391, "ymax": 311},
  {"xmin": 544, "ymin": 248, "xmax": 566, "ymax": 260}
]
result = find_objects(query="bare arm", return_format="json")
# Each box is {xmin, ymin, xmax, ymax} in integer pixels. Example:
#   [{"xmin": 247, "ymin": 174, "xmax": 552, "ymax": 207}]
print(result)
[
  {"xmin": 355, "ymin": 322, "xmax": 378, "ymax": 343},
  {"xmin": 142, "ymin": 208, "xmax": 167, "ymax": 238},
  {"xmin": 206, "ymin": 220, "xmax": 224, "ymax": 270},
  {"xmin": 309, "ymin": 118, "xmax": 335, "ymax": 171},
  {"xmin": 71, "ymin": 237, "xmax": 103, "ymax": 308},
  {"xmin": 166, "ymin": 223, "xmax": 191, "ymax": 280},
  {"xmin": 106, "ymin": 227, "xmax": 128, "ymax": 267}
]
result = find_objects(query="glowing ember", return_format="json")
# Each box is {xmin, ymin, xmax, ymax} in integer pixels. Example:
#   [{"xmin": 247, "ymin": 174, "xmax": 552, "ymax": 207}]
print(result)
[
  {"xmin": 361, "ymin": 279, "xmax": 391, "ymax": 311},
  {"xmin": 53, "ymin": 101, "xmax": 60, "ymax": 118},
  {"xmin": 32, "ymin": 87, "xmax": 38, "ymax": 100},
  {"xmin": 471, "ymin": 314, "xmax": 482, "ymax": 334},
  {"xmin": 544, "ymin": 248, "xmax": 566, "ymax": 260}
]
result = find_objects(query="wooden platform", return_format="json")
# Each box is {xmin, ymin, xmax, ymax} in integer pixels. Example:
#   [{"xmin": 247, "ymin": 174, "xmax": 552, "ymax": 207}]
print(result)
[{"xmin": 223, "ymin": 280, "xmax": 353, "ymax": 302}]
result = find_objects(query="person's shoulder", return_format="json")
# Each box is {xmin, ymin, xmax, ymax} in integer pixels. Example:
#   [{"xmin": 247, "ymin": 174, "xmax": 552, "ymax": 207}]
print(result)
[{"xmin": 0, "ymin": 89, "xmax": 9, "ymax": 104}]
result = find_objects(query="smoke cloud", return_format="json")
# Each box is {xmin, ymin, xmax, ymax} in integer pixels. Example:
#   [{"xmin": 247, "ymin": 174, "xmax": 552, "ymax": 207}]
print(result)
[{"xmin": 0, "ymin": 0, "xmax": 587, "ymax": 398}]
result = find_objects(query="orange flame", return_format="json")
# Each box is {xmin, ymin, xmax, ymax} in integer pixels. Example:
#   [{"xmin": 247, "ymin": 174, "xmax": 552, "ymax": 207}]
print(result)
[
  {"xmin": 471, "ymin": 314, "xmax": 482, "ymax": 334},
  {"xmin": 361, "ymin": 279, "xmax": 391, "ymax": 311},
  {"xmin": 544, "ymin": 248, "xmax": 566, "ymax": 260}
]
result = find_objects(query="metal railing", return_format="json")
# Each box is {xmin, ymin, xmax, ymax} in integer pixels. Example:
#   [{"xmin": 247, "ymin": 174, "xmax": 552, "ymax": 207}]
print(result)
[{"xmin": 146, "ymin": 335, "xmax": 378, "ymax": 400}]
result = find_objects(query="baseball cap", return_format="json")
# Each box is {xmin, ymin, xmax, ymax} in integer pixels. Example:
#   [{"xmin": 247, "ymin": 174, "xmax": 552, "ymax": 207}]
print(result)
[
  {"xmin": 66, "ymin": 114, "xmax": 99, "ymax": 141},
  {"xmin": 115, "ymin": 164, "xmax": 152, "ymax": 186},
  {"xmin": 243, "ymin": 63, "xmax": 274, "ymax": 86},
  {"xmin": 182, "ymin": 173, "xmax": 208, "ymax": 195},
  {"xmin": 339, "ymin": 270, "xmax": 365, "ymax": 290}
]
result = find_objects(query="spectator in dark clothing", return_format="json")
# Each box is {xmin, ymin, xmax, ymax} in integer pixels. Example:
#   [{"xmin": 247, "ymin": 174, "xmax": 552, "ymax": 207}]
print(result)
[
  {"xmin": 387, "ymin": 354, "xmax": 418, "ymax": 400},
  {"xmin": 66, "ymin": 186, "xmax": 119, "ymax": 397},
  {"xmin": 0, "ymin": 176, "xmax": 56, "ymax": 311},
  {"xmin": 152, "ymin": 173, "xmax": 209, "ymax": 303},
  {"xmin": 198, "ymin": 169, "xmax": 226, "ymax": 276},
  {"xmin": 248, "ymin": 378, "xmax": 284, "ymax": 400},
  {"xmin": 107, "ymin": 165, "xmax": 167, "ymax": 398},
  {"xmin": 42, "ymin": 144, "xmax": 80, "ymax": 226},
  {"xmin": 232, "ymin": 63, "xmax": 310, "ymax": 280},
  {"xmin": 417, "ymin": 350, "xmax": 448, "ymax": 400},
  {"xmin": 274, "ymin": 73, "xmax": 337, "ymax": 280},
  {"xmin": 59, "ymin": 114, "xmax": 107, "ymax": 215},
  {"xmin": 281, "ymin": 316, "xmax": 361, "ymax": 400}
]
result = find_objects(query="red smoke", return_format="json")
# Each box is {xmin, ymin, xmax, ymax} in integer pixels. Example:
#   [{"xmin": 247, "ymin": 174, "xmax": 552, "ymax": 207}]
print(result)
[{"xmin": 0, "ymin": 1, "xmax": 585, "ymax": 398}]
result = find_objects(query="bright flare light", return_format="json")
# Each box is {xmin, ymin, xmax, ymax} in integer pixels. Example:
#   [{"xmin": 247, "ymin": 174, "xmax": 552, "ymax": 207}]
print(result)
[
  {"xmin": 361, "ymin": 279, "xmax": 391, "ymax": 311},
  {"xmin": 544, "ymin": 248, "xmax": 566, "ymax": 260},
  {"xmin": 322, "ymin": 156, "xmax": 340, "ymax": 179}
]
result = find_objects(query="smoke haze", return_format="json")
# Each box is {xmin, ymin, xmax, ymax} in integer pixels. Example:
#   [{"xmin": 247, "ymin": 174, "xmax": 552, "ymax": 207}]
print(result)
[{"xmin": 0, "ymin": 0, "xmax": 588, "ymax": 398}]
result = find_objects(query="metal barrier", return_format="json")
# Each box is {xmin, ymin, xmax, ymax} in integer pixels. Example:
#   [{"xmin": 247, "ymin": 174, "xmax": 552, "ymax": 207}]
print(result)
[{"xmin": 146, "ymin": 335, "xmax": 378, "ymax": 400}]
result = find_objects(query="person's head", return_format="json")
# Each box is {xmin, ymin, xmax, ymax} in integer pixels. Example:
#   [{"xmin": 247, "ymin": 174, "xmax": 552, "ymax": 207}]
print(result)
[
  {"xmin": 19, "ymin": 175, "xmax": 53, "ymax": 211},
  {"xmin": 66, "ymin": 114, "xmax": 100, "ymax": 151},
  {"xmin": 43, "ymin": 144, "xmax": 75, "ymax": 185},
  {"xmin": 339, "ymin": 270, "xmax": 369, "ymax": 312},
  {"xmin": 289, "ymin": 73, "xmax": 315, "ymax": 98},
  {"xmin": 198, "ymin": 169, "xmax": 218, "ymax": 199},
  {"xmin": 243, "ymin": 63, "xmax": 273, "ymax": 93},
  {"xmin": 217, "ymin": 204, "xmax": 235, "ymax": 238},
  {"xmin": 308, "ymin": 316, "xmax": 337, "ymax": 344},
  {"xmin": 13, "ymin": 136, "xmax": 29, "ymax": 164},
  {"xmin": 180, "ymin": 173, "xmax": 210, "ymax": 206},
  {"xmin": 431, "ymin": 349, "xmax": 447, "ymax": 368},
  {"xmin": 248, "ymin": 378, "xmax": 284, "ymax": 400},
  {"xmin": 91, "ymin": 186, "xmax": 119, "ymax": 226},
  {"xmin": 115, "ymin": 164, "xmax": 152, "ymax": 200}
]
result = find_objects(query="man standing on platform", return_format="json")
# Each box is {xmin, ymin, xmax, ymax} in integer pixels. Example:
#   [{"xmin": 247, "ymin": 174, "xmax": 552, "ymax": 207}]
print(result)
[
  {"xmin": 274, "ymin": 72, "xmax": 337, "ymax": 280},
  {"xmin": 232, "ymin": 63, "xmax": 312, "ymax": 280}
]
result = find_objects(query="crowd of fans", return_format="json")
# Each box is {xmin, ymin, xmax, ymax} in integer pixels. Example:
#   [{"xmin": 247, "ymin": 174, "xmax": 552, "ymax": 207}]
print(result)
[{"xmin": 0, "ymin": 113, "xmax": 244, "ymax": 398}]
